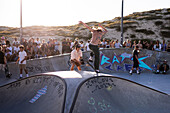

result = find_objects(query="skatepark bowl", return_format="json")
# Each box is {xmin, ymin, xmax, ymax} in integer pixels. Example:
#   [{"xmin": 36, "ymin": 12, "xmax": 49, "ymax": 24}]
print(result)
[{"xmin": 0, "ymin": 48, "xmax": 170, "ymax": 113}]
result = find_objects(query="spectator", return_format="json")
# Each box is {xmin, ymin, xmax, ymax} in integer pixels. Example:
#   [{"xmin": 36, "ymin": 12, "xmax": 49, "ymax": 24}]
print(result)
[
  {"xmin": 54, "ymin": 39, "xmax": 60, "ymax": 55},
  {"xmin": 101, "ymin": 38, "xmax": 107, "ymax": 48},
  {"xmin": 126, "ymin": 39, "xmax": 131, "ymax": 48},
  {"xmin": 0, "ymin": 46, "xmax": 11, "ymax": 78},
  {"xmin": 72, "ymin": 38, "xmax": 79, "ymax": 50},
  {"xmin": 65, "ymin": 39, "xmax": 71, "ymax": 53},
  {"xmin": 122, "ymin": 41, "xmax": 126, "ymax": 48},
  {"xmin": 154, "ymin": 40, "xmax": 161, "ymax": 51},
  {"xmin": 1, "ymin": 36, "xmax": 6, "ymax": 45},
  {"xmin": 143, "ymin": 41, "xmax": 149, "ymax": 49},
  {"xmin": 23, "ymin": 39, "xmax": 28, "ymax": 48},
  {"xmin": 161, "ymin": 40, "xmax": 166, "ymax": 51},
  {"xmin": 167, "ymin": 41, "xmax": 170, "ymax": 52},
  {"xmin": 62, "ymin": 39, "xmax": 67, "ymax": 54},
  {"xmin": 132, "ymin": 41, "xmax": 137, "ymax": 49},
  {"xmin": 70, "ymin": 39, "xmax": 74, "ymax": 50},
  {"xmin": 106, "ymin": 40, "xmax": 110, "ymax": 48},
  {"xmin": 148, "ymin": 41, "xmax": 154, "ymax": 50},
  {"xmin": 35, "ymin": 38, "xmax": 41, "ymax": 45},
  {"xmin": 110, "ymin": 40, "xmax": 115, "ymax": 48},
  {"xmin": 13, "ymin": 38, "xmax": 20, "ymax": 46},
  {"xmin": 70, "ymin": 45, "xmax": 82, "ymax": 71},
  {"xmin": 85, "ymin": 40, "xmax": 90, "ymax": 51},
  {"xmin": 137, "ymin": 40, "xmax": 143, "ymax": 49},
  {"xmin": 80, "ymin": 41, "xmax": 84, "ymax": 51},
  {"xmin": 115, "ymin": 40, "xmax": 121, "ymax": 48}
]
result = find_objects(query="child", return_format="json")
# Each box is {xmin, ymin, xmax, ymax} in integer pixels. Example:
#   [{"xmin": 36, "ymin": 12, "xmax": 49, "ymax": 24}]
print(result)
[
  {"xmin": 16, "ymin": 45, "xmax": 29, "ymax": 79},
  {"xmin": 70, "ymin": 45, "xmax": 83, "ymax": 71},
  {"xmin": 129, "ymin": 46, "xmax": 140, "ymax": 75}
]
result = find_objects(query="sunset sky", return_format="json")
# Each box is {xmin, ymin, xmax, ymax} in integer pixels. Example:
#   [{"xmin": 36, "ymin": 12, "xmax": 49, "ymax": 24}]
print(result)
[{"xmin": 0, "ymin": 0, "xmax": 169, "ymax": 27}]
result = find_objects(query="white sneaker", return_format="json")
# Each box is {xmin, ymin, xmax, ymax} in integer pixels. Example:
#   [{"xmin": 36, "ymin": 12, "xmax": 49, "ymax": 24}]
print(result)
[
  {"xmin": 137, "ymin": 70, "xmax": 140, "ymax": 74},
  {"xmin": 95, "ymin": 70, "xmax": 100, "ymax": 73},
  {"xmin": 129, "ymin": 70, "xmax": 132, "ymax": 75},
  {"xmin": 156, "ymin": 70, "xmax": 160, "ymax": 73}
]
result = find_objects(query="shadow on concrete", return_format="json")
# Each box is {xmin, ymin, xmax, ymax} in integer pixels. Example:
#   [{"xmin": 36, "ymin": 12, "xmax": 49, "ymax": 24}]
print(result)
[
  {"xmin": 0, "ymin": 74, "xmax": 67, "ymax": 113},
  {"xmin": 70, "ymin": 76, "xmax": 170, "ymax": 113}
]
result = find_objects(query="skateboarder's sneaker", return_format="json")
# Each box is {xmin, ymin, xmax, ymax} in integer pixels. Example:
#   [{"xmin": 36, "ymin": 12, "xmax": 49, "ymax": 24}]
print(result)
[
  {"xmin": 156, "ymin": 70, "xmax": 160, "ymax": 74},
  {"xmin": 88, "ymin": 57, "xmax": 93, "ymax": 62},
  {"xmin": 163, "ymin": 70, "xmax": 166, "ymax": 74},
  {"xmin": 137, "ymin": 71, "xmax": 140, "ymax": 75},
  {"xmin": 129, "ymin": 70, "xmax": 132, "ymax": 75},
  {"xmin": 6, "ymin": 73, "xmax": 12, "ymax": 78},
  {"xmin": 95, "ymin": 70, "xmax": 100, "ymax": 73}
]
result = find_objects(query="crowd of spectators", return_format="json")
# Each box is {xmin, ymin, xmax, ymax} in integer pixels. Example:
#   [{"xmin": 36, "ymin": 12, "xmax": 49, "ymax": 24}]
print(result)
[{"xmin": 0, "ymin": 36, "xmax": 170, "ymax": 62}]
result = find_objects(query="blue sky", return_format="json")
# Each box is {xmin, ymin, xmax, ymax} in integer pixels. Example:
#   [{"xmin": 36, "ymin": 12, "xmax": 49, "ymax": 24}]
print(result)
[{"xmin": 0, "ymin": 0, "xmax": 169, "ymax": 27}]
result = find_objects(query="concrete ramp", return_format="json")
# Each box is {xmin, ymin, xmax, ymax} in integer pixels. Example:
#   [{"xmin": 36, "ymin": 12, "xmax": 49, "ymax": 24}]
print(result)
[
  {"xmin": 0, "ymin": 74, "xmax": 66, "ymax": 113},
  {"xmin": 70, "ymin": 76, "xmax": 170, "ymax": 113}
]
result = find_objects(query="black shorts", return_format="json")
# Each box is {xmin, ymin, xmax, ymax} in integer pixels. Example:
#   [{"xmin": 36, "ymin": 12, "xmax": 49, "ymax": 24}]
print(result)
[{"xmin": 133, "ymin": 60, "xmax": 139, "ymax": 68}]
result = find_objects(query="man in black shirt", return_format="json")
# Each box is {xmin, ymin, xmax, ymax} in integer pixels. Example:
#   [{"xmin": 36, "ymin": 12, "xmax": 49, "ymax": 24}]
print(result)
[
  {"xmin": 0, "ymin": 46, "xmax": 11, "ymax": 78},
  {"xmin": 129, "ymin": 46, "xmax": 140, "ymax": 75}
]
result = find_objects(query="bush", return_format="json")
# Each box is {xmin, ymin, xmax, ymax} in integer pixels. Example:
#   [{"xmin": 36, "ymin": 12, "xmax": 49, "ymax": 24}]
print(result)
[
  {"xmin": 135, "ymin": 29, "xmax": 155, "ymax": 35},
  {"xmin": 160, "ymin": 31, "xmax": 170, "ymax": 38},
  {"xmin": 155, "ymin": 21, "xmax": 163, "ymax": 26},
  {"xmin": 130, "ymin": 34, "xmax": 136, "ymax": 38}
]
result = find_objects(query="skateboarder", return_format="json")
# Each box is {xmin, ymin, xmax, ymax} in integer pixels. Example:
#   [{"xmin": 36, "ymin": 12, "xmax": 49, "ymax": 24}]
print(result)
[
  {"xmin": 16, "ymin": 45, "xmax": 29, "ymax": 79},
  {"xmin": 79, "ymin": 21, "xmax": 108, "ymax": 73},
  {"xmin": 129, "ymin": 46, "xmax": 140, "ymax": 75},
  {"xmin": 70, "ymin": 45, "xmax": 83, "ymax": 71},
  {"xmin": 0, "ymin": 46, "xmax": 11, "ymax": 78}
]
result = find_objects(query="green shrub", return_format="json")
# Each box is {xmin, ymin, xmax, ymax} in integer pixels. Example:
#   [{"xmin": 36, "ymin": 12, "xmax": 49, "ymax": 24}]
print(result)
[
  {"xmin": 160, "ymin": 31, "xmax": 170, "ymax": 38},
  {"xmin": 130, "ymin": 34, "xmax": 136, "ymax": 38},
  {"xmin": 155, "ymin": 21, "xmax": 163, "ymax": 26},
  {"xmin": 135, "ymin": 29, "xmax": 155, "ymax": 35}
]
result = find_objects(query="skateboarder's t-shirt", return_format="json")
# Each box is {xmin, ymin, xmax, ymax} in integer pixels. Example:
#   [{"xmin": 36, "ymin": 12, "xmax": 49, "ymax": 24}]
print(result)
[
  {"xmin": 19, "ymin": 51, "xmax": 27, "ymax": 64},
  {"xmin": 133, "ymin": 50, "xmax": 138, "ymax": 61},
  {"xmin": 0, "ymin": 51, "xmax": 5, "ymax": 64},
  {"xmin": 71, "ymin": 49, "xmax": 82, "ymax": 61}
]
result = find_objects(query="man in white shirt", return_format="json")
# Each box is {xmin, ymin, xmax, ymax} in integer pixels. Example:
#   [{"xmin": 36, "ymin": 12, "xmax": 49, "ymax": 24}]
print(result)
[
  {"xmin": 16, "ymin": 45, "xmax": 29, "ymax": 79},
  {"xmin": 13, "ymin": 38, "xmax": 20, "ymax": 46},
  {"xmin": 70, "ymin": 45, "xmax": 83, "ymax": 71},
  {"xmin": 115, "ymin": 40, "xmax": 122, "ymax": 48}
]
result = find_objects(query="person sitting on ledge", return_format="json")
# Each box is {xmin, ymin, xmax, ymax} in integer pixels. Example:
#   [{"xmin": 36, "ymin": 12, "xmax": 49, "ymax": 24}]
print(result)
[{"xmin": 156, "ymin": 60, "xmax": 169, "ymax": 74}]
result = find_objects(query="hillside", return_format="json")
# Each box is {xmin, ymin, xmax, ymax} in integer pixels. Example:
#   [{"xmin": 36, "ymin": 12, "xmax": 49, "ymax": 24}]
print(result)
[{"xmin": 0, "ymin": 8, "xmax": 170, "ymax": 41}]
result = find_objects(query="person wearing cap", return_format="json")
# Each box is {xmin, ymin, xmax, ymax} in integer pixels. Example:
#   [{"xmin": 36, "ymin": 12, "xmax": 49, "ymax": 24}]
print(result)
[
  {"xmin": 16, "ymin": 45, "xmax": 29, "ymax": 79},
  {"xmin": 70, "ymin": 45, "xmax": 83, "ymax": 71},
  {"xmin": 156, "ymin": 60, "xmax": 169, "ymax": 74},
  {"xmin": 129, "ymin": 46, "xmax": 140, "ymax": 75},
  {"xmin": 79, "ymin": 21, "xmax": 108, "ymax": 73}
]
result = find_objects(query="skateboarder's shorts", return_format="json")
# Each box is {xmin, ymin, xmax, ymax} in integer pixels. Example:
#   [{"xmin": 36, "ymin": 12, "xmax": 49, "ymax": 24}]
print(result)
[
  {"xmin": 0, "ymin": 64, "xmax": 5, "ymax": 71},
  {"xmin": 71, "ymin": 60, "xmax": 81, "ymax": 67},
  {"xmin": 133, "ymin": 60, "xmax": 139, "ymax": 68},
  {"xmin": 19, "ymin": 64, "xmax": 26, "ymax": 70}
]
